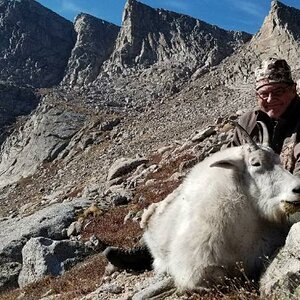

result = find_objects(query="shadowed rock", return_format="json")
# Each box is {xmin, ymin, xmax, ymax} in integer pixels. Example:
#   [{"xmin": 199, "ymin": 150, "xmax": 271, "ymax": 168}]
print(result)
[{"xmin": 0, "ymin": 0, "xmax": 75, "ymax": 87}]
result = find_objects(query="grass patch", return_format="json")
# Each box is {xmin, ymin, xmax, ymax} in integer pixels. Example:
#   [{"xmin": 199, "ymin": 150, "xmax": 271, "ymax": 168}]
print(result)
[
  {"xmin": 0, "ymin": 254, "xmax": 106, "ymax": 300},
  {"xmin": 81, "ymin": 207, "xmax": 143, "ymax": 249}
]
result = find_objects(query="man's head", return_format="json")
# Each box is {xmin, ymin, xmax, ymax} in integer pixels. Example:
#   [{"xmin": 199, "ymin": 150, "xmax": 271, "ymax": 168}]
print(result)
[{"xmin": 255, "ymin": 58, "xmax": 297, "ymax": 119}]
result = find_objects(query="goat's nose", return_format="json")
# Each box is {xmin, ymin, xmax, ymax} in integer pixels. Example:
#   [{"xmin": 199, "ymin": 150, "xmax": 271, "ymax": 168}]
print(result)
[{"xmin": 292, "ymin": 186, "xmax": 300, "ymax": 194}]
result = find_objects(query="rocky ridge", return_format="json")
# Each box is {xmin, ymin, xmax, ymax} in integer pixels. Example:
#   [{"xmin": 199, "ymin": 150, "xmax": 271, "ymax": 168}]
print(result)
[
  {"xmin": 102, "ymin": 0, "xmax": 251, "ymax": 74},
  {"xmin": 62, "ymin": 14, "xmax": 120, "ymax": 87},
  {"xmin": 251, "ymin": 0, "xmax": 300, "ymax": 64}
]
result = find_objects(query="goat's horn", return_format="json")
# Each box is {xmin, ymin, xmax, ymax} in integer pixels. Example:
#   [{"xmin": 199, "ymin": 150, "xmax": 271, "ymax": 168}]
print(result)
[
  {"xmin": 256, "ymin": 121, "xmax": 270, "ymax": 147},
  {"xmin": 230, "ymin": 120, "xmax": 259, "ymax": 151}
]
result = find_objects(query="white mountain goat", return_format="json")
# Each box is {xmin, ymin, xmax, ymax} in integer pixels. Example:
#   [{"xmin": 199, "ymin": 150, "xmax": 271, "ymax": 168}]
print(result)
[{"xmin": 141, "ymin": 122, "xmax": 300, "ymax": 292}]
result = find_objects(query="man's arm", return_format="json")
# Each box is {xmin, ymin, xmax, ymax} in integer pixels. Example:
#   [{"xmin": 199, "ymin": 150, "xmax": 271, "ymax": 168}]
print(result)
[{"xmin": 293, "ymin": 143, "xmax": 300, "ymax": 176}]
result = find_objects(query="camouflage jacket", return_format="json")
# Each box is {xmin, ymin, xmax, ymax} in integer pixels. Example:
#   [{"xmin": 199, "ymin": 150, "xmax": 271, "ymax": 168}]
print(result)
[{"xmin": 232, "ymin": 96, "xmax": 300, "ymax": 176}]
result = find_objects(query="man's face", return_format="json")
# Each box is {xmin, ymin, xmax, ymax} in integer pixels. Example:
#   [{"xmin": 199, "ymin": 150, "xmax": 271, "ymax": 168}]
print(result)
[{"xmin": 256, "ymin": 83, "xmax": 296, "ymax": 119}]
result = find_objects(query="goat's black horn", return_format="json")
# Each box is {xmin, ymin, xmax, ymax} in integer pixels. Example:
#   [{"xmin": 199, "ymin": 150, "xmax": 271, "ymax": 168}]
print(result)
[
  {"xmin": 256, "ymin": 121, "xmax": 270, "ymax": 147},
  {"xmin": 230, "ymin": 120, "xmax": 259, "ymax": 151}
]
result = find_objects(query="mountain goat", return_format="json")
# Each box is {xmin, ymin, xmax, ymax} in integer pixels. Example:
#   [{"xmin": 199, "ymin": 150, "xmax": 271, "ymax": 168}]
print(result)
[{"xmin": 141, "ymin": 122, "xmax": 300, "ymax": 292}]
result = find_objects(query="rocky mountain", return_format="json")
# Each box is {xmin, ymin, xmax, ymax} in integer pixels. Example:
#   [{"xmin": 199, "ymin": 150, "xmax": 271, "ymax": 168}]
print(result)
[
  {"xmin": 1, "ymin": 0, "xmax": 300, "ymax": 299},
  {"xmin": 212, "ymin": 0, "xmax": 300, "ymax": 90},
  {"xmin": 0, "ymin": 97, "xmax": 86, "ymax": 189},
  {"xmin": 0, "ymin": 0, "xmax": 253, "ymax": 191},
  {"xmin": 0, "ymin": 0, "xmax": 75, "ymax": 87}
]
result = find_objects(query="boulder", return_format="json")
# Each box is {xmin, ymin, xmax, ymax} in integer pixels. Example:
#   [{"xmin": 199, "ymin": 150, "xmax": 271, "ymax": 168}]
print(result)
[
  {"xmin": 0, "ymin": 198, "xmax": 92, "ymax": 291},
  {"xmin": 0, "ymin": 262, "xmax": 22, "ymax": 292},
  {"xmin": 18, "ymin": 237, "xmax": 93, "ymax": 287},
  {"xmin": 107, "ymin": 157, "xmax": 148, "ymax": 181},
  {"xmin": 260, "ymin": 222, "xmax": 300, "ymax": 299}
]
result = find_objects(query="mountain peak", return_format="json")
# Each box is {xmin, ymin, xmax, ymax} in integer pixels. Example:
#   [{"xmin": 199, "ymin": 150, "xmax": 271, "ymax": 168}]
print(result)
[{"xmin": 249, "ymin": 0, "xmax": 300, "ymax": 65}]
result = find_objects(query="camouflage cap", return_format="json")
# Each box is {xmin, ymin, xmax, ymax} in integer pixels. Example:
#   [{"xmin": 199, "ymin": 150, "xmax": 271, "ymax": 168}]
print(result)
[{"xmin": 255, "ymin": 58, "xmax": 294, "ymax": 90}]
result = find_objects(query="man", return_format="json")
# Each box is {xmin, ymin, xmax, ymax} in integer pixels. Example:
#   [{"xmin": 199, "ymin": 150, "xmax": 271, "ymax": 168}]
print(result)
[{"xmin": 232, "ymin": 57, "xmax": 300, "ymax": 176}]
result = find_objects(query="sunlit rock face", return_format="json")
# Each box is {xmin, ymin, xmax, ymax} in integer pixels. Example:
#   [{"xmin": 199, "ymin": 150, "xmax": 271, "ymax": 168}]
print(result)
[{"xmin": 62, "ymin": 13, "xmax": 120, "ymax": 87}]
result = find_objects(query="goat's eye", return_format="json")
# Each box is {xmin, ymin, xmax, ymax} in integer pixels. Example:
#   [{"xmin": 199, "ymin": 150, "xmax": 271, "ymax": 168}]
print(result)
[{"xmin": 250, "ymin": 157, "xmax": 261, "ymax": 167}]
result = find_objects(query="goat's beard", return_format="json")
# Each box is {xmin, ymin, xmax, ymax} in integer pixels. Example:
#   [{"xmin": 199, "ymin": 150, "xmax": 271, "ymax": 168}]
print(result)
[{"xmin": 256, "ymin": 197, "xmax": 289, "ymax": 224}]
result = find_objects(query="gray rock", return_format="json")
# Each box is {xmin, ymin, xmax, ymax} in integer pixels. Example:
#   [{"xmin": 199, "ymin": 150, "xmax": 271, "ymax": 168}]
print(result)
[
  {"xmin": 260, "ymin": 222, "xmax": 300, "ymax": 299},
  {"xmin": 18, "ymin": 237, "xmax": 92, "ymax": 287},
  {"xmin": 132, "ymin": 276, "xmax": 175, "ymax": 300},
  {"xmin": 99, "ymin": 282, "xmax": 123, "ymax": 294},
  {"xmin": 250, "ymin": 1, "xmax": 300, "ymax": 63},
  {"xmin": 100, "ymin": 118, "xmax": 121, "ymax": 131},
  {"xmin": 82, "ymin": 184, "xmax": 100, "ymax": 200},
  {"xmin": 0, "ymin": 262, "xmax": 22, "ymax": 292},
  {"xmin": 0, "ymin": 83, "xmax": 39, "ymax": 144},
  {"xmin": 66, "ymin": 219, "xmax": 84, "ymax": 237},
  {"xmin": 0, "ymin": 198, "xmax": 91, "ymax": 291},
  {"xmin": 105, "ymin": 0, "xmax": 251, "ymax": 73},
  {"xmin": 84, "ymin": 235, "xmax": 106, "ymax": 251},
  {"xmin": 0, "ymin": 101, "xmax": 86, "ymax": 188},
  {"xmin": 191, "ymin": 127, "xmax": 216, "ymax": 142},
  {"xmin": 107, "ymin": 157, "xmax": 149, "ymax": 181}
]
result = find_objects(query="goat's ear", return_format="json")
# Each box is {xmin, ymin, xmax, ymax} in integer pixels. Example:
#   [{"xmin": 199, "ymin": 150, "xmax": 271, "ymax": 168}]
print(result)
[{"xmin": 209, "ymin": 159, "xmax": 240, "ymax": 170}]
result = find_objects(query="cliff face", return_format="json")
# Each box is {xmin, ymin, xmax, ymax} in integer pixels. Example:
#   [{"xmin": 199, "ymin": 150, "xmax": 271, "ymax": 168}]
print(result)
[
  {"xmin": 0, "ymin": 0, "xmax": 75, "ymax": 87},
  {"xmin": 0, "ymin": 98, "xmax": 86, "ymax": 188},
  {"xmin": 104, "ymin": 0, "xmax": 251, "ymax": 74},
  {"xmin": 0, "ymin": 0, "xmax": 251, "ymax": 88},
  {"xmin": 62, "ymin": 14, "xmax": 120, "ymax": 87}
]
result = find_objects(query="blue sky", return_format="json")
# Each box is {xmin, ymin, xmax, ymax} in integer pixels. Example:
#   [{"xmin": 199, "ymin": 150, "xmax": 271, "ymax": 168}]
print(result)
[{"xmin": 37, "ymin": 0, "xmax": 300, "ymax": 34}]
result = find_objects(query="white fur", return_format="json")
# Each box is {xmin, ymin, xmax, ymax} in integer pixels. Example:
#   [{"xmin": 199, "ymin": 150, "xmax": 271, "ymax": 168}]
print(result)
[{"xmin": 142, "ymin": 145, "xmax": 300, "ymax": 291}]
